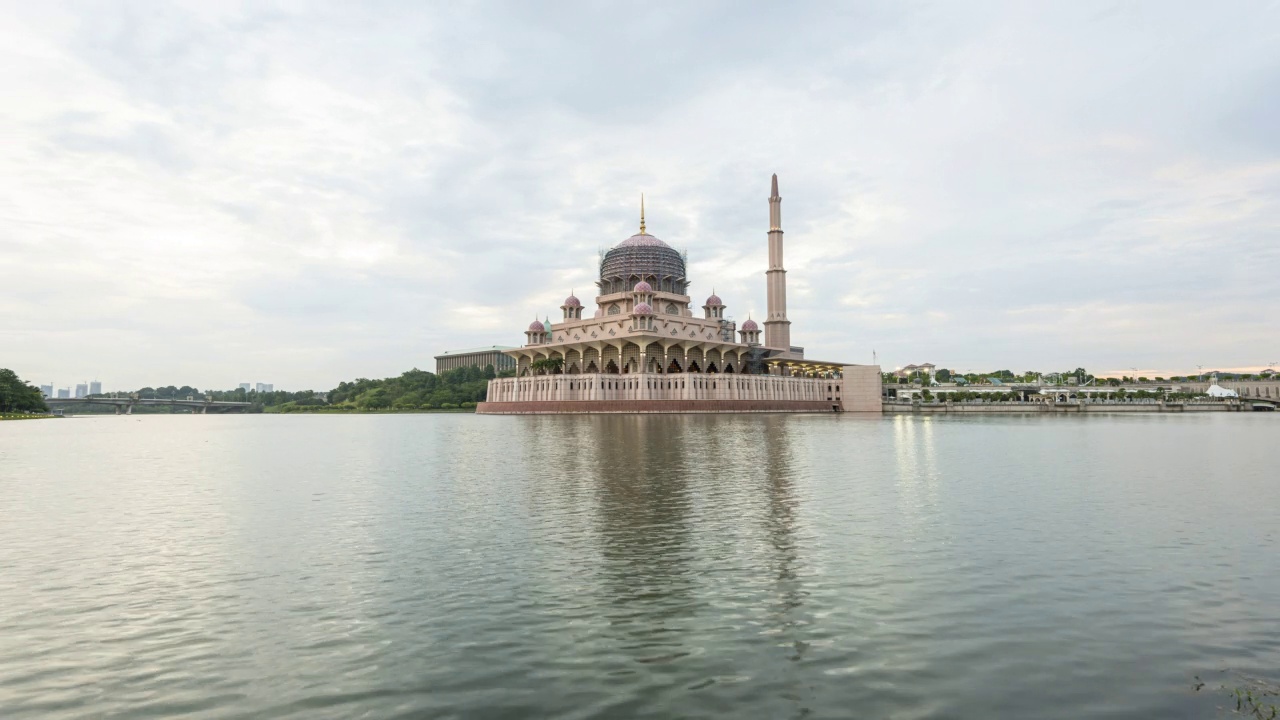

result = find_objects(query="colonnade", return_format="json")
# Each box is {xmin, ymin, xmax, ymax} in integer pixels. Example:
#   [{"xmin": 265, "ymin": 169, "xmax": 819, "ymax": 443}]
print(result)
[{"xmin": 514, "ymin": 342, "xmax": 749, "ymax": 378}]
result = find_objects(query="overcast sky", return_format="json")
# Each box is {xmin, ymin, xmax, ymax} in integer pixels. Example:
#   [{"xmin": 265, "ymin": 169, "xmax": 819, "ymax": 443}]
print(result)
[{"xmin": 3, "ymin": 1, "xmax": 1278, "ymax": 390}]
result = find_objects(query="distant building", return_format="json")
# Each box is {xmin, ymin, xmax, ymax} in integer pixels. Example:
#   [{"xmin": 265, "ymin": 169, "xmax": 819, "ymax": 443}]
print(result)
[
  {"xmin": 40, "ymin": 384, "xmax": 53, "ymax": 398},
  {"xmin": 57, "ymin": 388, "xmax": 70, "ymax": 399},
  {"xmin": 435, "ymin": 346, "xmax": 518, "ymax": 375},
  {"xmin": 89, "ymin": 381, "xmax": 102, "ymax": 395},
  {"xmin": 75, "ymin": 383, "xmax": 88, "ymax": 398},
  {"xmin": 894, "ymin": 363, "xmax": 936, "ymax": 379},
  {"xmin": 239, "ymin": 383, "xmax": 251, "ymax": 392},
  {"xmin": 255, "ymin": 383, "xmax": 273, "ymax": 393}
]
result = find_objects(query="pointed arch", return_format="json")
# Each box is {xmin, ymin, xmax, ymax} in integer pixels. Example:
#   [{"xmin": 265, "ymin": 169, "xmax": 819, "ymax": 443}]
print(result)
[
  {"xmin": 604, "ymin": 359, "xmax": 620, "ymax": 374},
  {"xmin": 667, "ymin": 358, "xmax": 683, "ymax": 374}
]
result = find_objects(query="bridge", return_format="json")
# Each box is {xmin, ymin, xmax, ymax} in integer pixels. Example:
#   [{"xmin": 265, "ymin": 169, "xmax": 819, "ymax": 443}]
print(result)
[{"xmin": 46, "ymin": 397, "xmax": 252, "ymax": 414}]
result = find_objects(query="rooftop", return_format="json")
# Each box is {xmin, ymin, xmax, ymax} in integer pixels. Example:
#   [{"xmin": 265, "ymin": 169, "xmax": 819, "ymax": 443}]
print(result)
[{"xmin": 435, "ymin": 345, "xmax": 518, "ymax": 358}]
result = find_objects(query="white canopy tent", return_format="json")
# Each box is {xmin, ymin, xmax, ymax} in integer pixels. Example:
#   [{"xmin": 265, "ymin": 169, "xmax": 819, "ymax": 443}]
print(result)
[{"xmin": 1206, "ymin": 384, "xmax": 1238, "ymax": 398}]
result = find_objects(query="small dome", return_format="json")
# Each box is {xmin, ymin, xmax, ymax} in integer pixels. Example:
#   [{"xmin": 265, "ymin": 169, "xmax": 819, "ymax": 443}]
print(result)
[
  {"xmin": 633, "ymin": 303, "xmax": 653, "ymax": 315},
  {"xmin": 633, "ymin": 281, "xmax": 653, "ymax": 293},
  {"xmin": 528, "ymin": 320, "xmax": 546, "ymax": 332},
  {"xmin": 563, "ymin": 294, "xmax": 581, "ymax": 307},
  {"xmin": 741, "ymin": 318, "xmax": 759, "ymax": 331},
  {"xmin": 705, "ymin": 294, "xmax": 722, "ymax": 306}
]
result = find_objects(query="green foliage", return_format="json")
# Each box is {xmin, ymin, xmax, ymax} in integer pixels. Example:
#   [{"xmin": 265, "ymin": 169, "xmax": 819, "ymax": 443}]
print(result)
[
  {"xmin": 529, "ymin": 357, "xmax": 565, "ymax": 375},
  {"xmin": 328, "ymin": 365, "xmax": 490, "ymax": 410},
  {"xmin": 0, "ymin": 369, "xmax": 48, "ymax": 413},
  {"xmin": 935, "ymin": 368, "xmax": 952, "ymax": 382}
]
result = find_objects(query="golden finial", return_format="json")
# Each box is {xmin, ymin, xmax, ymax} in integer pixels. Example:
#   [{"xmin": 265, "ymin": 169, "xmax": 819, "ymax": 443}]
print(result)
[{"xmin": 640, "ymin": 193, "xmax": 646, "ymax": 234}]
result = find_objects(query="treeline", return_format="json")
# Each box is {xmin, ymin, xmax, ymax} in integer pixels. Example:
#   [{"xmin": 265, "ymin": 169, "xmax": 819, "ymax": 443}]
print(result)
[
  {"xmin": 0, "ymin": 369, "xmax": 48, "ymax": 413},
  {"xmin": 310, "ymin": 365, "xmax": 500, "ymax": 411},
  {"xmin": 84, "ymin": 386, "xmax": 321, "ymax": 413},
  {"xmin": 60, "ymin": 365, "xmax": 504, "ymax": 415}
]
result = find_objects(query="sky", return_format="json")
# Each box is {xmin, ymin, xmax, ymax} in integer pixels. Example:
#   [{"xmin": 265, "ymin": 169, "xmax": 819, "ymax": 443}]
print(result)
[{"xmin": 2, "ymin": 1, "xmax": 1278, "ymax": 391}]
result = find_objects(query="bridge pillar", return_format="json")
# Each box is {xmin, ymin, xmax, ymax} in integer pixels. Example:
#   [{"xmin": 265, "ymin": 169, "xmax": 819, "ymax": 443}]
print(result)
[
  {"xmin": 125, "ymin": 402, "xmax": 133, "ymax": 415},
  {"xmin": 201, "ymin": 405, "xmax": 208, "ymax": 414},
  {"xmin": 114, "ymin": 405, "xmax": 121, "ymax": 415}
]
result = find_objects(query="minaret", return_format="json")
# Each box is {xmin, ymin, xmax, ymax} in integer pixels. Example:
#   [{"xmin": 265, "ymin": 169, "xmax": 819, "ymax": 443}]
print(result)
[{"xmin": 764, "ymin": 173, "xmax": 791, "ymax": 351}]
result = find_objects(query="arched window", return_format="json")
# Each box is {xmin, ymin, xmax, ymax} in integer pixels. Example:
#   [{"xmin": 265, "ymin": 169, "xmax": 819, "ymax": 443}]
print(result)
[{"xmin": 607, "ymin": 305, "xmax": 621, "ymax": 315}]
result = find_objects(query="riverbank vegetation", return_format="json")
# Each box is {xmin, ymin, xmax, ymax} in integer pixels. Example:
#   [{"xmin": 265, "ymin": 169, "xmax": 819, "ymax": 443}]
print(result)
[
  {"xmin": 51, "ymin": 365, "xmax": 507, "ymax": 415},
  {"xmin": 299, "ymin": 365, "xmax": 500, "ymax": 412},
  {"xmin": 0, "ymin": 369, "xmax": 48, "ymax": 414}
]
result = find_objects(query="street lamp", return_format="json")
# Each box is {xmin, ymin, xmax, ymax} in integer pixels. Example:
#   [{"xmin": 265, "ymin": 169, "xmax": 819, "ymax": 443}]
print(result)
[{"xmin": 1131, "ymin": 367, "xmax": 1138, "ymax": 384}]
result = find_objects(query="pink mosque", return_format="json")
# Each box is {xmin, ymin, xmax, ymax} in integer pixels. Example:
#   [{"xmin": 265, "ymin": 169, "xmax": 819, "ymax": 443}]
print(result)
[{"xmin": 476, "ymin": 175, "xmax": 882, "ymax": 414}]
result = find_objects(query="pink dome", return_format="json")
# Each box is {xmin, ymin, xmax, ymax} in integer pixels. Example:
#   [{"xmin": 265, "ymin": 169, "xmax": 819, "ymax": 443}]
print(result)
[
  {"xmin": 705, "ymin": 294, "xmax": 723, "ymax": 306},
  {"xmin": 617, "ymin": 233, "xmax": 670, "ymax": 249},
  {"xmin": 528, "ymin": 319, "xmax": 546, "ymax": 332},
  {"xmin": 741, "ymin": 318, "xmax": 759, "ymax": 331},
  {"xmin": 633, "ymin": 303, "xmax": 653, "ymax": 315},
  {"xmin": 563, "ymin": 294, "xmax": 581, "ymax": 307},
  {"xmin": 633, "ymin": 281, "xmax": 653, "ymax": 293}
]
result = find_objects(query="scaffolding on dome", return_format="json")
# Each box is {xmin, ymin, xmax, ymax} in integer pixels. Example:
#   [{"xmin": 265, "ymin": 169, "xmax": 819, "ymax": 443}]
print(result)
[{"xmin": 598, "ymin": 242, "xmax": 688, "ymax": 295}]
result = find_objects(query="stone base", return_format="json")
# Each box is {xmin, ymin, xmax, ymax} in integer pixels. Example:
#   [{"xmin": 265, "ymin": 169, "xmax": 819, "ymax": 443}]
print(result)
[{"xmin": 475, "ymin": 400, "xmax": 838, "ymax": 415}]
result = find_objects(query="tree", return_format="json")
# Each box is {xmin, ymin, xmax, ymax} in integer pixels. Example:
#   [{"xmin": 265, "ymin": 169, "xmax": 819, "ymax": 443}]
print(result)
[
  {"xmin": 0, "ymin": 369, "xmax": 48, "ymax": 413},
  {"xmin": 936, "ymin": 368, "xmax": 952, "ymax": 382}
]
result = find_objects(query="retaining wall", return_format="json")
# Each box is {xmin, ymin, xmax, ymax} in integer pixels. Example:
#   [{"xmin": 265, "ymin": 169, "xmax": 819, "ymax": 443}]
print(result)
[{"xmin": 475, "ymin": 400, "xmax": 837, "ymax": 415}]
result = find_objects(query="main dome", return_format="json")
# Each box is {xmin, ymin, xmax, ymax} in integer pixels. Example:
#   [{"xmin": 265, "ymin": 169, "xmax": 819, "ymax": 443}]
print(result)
[
  {"xmin": 616, "ymin": 233, "xmax": 671, "ymax": 248},
  {"xmin": 599, "ymin": 231, "xmax": 686, "ymax": 292}
]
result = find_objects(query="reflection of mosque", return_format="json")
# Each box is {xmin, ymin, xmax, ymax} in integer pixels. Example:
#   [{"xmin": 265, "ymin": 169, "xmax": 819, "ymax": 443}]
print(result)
[
  {"xmin": 572, "ymin": 414, "xmax": 814, "ymax": 697},
  {"xmin": 587, "ymin": 415, "xmax": 698, "ymax": 622}
]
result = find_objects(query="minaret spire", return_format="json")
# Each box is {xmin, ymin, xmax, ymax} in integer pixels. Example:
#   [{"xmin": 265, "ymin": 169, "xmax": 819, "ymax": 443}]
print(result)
[
  {"xmin": 764, "ymin": 173, "xmax": 791, "ymax": 351},
  {"xmin": 639, "ymin": 193, "xmax": 646, "ymax": 234}
]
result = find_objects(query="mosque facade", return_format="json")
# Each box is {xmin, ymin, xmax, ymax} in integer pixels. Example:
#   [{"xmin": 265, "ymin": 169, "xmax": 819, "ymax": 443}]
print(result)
[{"xmin": 475, "ymin": 175, "xmax": 882, "ymax": 414}]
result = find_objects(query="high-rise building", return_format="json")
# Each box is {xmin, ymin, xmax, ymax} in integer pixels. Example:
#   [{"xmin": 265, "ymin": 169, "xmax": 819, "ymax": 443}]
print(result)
[
  {"xmin": 75, "ymin": 383, "xmax": 88, "ymax": 398},
  {"xmin": 255, "ymin": 383, "xmax": 273, "ymax": 393},
  {"xmin": 239, "ymin": 383, "xmax": 251, "ymax": 392},
  {"xmin": 89, "ymin": 381, "xmax": 102, "ymax": 395},
  {"xmin": 57, "ymin": 388, "xmax": 70, "ymax": 399},
  {"xmin": 40, "ymin": 384, "xmax": 53, "ymax": 398}
]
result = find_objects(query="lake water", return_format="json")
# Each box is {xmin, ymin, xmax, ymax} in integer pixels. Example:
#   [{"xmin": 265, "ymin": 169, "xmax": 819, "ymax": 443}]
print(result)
[{"xmin": 1, "ymin": 413, "xmax": 1277, "ymax": 719}]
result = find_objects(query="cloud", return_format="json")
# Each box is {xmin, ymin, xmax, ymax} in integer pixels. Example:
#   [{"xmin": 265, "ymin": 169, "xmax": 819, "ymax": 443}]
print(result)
[{"xmin": 1, "ymin": 1, "xmax": 1277, "ymax": 390}]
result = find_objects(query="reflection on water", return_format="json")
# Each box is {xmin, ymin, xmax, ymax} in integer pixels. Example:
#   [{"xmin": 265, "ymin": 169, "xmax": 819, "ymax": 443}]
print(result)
[{"xmin": 1, "ymin": 413, "xmax": 1278, "ymax": 719}]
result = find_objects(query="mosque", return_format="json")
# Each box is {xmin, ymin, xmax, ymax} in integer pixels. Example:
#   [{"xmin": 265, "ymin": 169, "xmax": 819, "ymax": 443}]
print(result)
[{"xmin": 475, "ymin": 175, "xmax": 882, "ymax": 414}]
